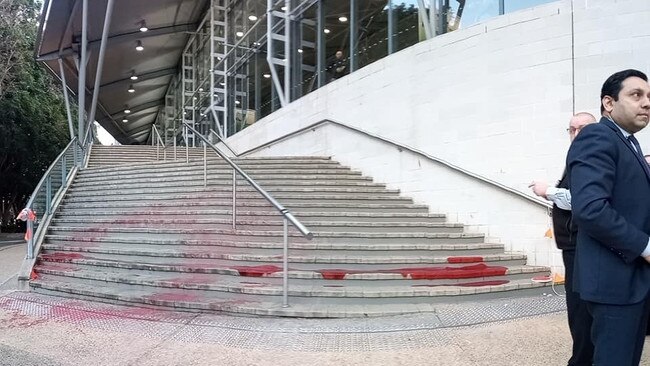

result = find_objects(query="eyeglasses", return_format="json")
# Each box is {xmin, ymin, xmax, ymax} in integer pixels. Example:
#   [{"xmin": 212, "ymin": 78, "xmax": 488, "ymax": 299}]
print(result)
[{"xmin": 566, "ymin": 126, "xmax": 584, "ymax": 134}]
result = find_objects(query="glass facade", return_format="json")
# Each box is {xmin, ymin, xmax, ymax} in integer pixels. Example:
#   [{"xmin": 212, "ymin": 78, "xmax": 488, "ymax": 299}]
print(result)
[{"xmin": 159, "ymin": 0, "xmax": 555, "ymax": 144}]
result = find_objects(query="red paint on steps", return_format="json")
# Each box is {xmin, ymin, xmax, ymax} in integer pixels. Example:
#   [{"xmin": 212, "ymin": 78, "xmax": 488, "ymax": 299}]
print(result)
[
  {"xmin": 231, "ymin": 265, "xmax": 283, "ymax": 277},
  {"xmin": 145, "ymin": 293, "xmax": 201, "ymax": 302},
  {"xmin": 447, "ymin": 256, "xmax": 484, "ymax": 263},
  {"xmin": 319, "ymin": 264, "xmax": 507, "ymax": 280}
]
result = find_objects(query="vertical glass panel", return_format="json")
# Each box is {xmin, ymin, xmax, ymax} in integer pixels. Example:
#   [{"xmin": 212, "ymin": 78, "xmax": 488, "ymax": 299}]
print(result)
[
  {"xmin": 393, "ymin": 0, "xmax": 421, "ymax": 52},
  {"xmin": 357, "ymin": 1, "xmax": 389, "ymax": 69}
]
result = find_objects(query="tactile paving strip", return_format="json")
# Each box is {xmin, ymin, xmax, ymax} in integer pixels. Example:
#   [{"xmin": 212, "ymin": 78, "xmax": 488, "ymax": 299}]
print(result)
[{"xmin": 0, "ymin": 291, "xmax": 566, "ymax": 352}]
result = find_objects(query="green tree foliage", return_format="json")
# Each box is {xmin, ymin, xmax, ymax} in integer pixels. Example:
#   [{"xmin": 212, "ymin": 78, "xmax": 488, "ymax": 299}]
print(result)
[{"xmin": 0, "ymin": 0, "xmax": 70, "ymax": 231}]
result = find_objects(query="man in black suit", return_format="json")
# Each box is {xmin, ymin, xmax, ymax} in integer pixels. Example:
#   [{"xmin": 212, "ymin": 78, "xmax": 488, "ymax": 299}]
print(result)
[
  {"xmin": 530, "ymin": 112, "xmax": 596, "ymax": 366},
  {"xmin": 567, "ymin": 69, "xmax": 650, "ymax": 365}
]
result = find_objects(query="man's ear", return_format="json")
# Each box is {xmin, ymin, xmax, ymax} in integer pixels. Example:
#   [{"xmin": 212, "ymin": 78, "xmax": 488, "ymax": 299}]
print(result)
[{"xmin": 602, "ymin": 96, "xmax": 615, "ymax": 113}]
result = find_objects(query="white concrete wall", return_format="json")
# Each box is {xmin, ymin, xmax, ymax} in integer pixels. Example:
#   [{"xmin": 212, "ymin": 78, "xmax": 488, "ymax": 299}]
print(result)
[{"xmin": 223, "ymin": 0, "xmax": 650, "ymax": 274}]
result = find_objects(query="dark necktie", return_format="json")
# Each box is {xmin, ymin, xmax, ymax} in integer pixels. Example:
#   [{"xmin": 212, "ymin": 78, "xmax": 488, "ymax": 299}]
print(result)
[
  {"xmin": 628, "ymin": 134, "xmax": 644, "ymax": 158},
  {"xmin": 628, "ymin": 134, "xmax": 650, "ymax": 175}
]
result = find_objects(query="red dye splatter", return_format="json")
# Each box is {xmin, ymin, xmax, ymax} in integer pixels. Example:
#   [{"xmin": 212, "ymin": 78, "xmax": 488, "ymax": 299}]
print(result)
[
  {"xmin": 39, "ymin": 252, "xmax": 84, "ymax": 263},
  {"xmin": 319, "ymin": 264, "xmax": 507, "ymax": 281},
  {"xmin": 447, "ymin": 256, "xmax": 484, "ymax": 263},
  {"xmin": 413, "ymin": 280, "xmax": 510, "ymax": 287},
  {"xmin": 320, "ymin": 270, "xmax": 348, "ymax": 280},
  {"xmin": 231, "ymin": 265, "xmax": 283, "ymax": 277},
  {"xmin": 395, "ymin": 264, "xmax": 507, "ymax": 280},
  {"xmin": 30, "ymin": 270, "xmax": 39, "ymax": 280}
]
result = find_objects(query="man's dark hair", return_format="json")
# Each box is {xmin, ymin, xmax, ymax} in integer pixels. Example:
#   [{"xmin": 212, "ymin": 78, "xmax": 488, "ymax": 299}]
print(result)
[{"xmin": 600, "ymin": 69, "xmax": 648, "ymax": 113}]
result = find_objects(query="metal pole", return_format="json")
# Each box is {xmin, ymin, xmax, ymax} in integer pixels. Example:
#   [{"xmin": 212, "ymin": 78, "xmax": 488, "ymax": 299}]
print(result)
[
  {"xmin": 58, "ymin": 59, "xmax": 75, "ymax": 140},
  {"xmin": 349, "ymin": 0, "xmax": 358, "ymax": 72},
  {"xmin": 87, "ymin": 0, "xmax": 115, "ymax": 128},
  {"xmin": 316, "ymin": 0, "xmax": 325, "ymax": 88},
  {"xmin": 78, "ymin": 0, "xmax": 88, "ymax": 143},
  {"xmin": 282, "ymin": 216, "xmax": 289, "ymax": 307},
  {"xmin": 173, "ymin": 128, "xmax": 177, "ymax": 160},
  {"xmin": 499, "ymin": 0, "xmax": 505, "ymax": 15},
  {"xmin": 387, "ymin": 0, "xmax": 395, "ymax": 54},
  {"xmin": 185, "ymin": 125, "xmax": 189, "ymax": 163},
  {"xmin": 27, "ymin": 220, "xmax": 34, "ymax": 259},
  {"xmin": 232, "ymin": 169, "xmax": 237, "ymax": 230},
  {"xmin": 61, "ymin": 156, "xmax": 66, "ymax": 184},
  {"xmin": 203, "ymin": 143, "xmax": 207, "ymax": 187},
  {"xmin": 46, "ymin": 176, "xmax": 52, "ymax": 215},
  {"xmin": 284, "ymin": 0, "xmax": 291, "ymax": 103}
]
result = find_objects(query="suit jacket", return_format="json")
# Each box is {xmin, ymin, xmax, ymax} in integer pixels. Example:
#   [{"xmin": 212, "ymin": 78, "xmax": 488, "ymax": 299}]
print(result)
[{"xmin": 567, "ymin": 117, "xmax": 650, "ymax": 305}]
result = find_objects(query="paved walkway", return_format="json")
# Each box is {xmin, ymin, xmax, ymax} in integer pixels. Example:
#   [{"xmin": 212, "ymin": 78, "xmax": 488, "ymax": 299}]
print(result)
[{"xmin": 1, "ymin": 244, "xmax": 650, "ymax": 365}]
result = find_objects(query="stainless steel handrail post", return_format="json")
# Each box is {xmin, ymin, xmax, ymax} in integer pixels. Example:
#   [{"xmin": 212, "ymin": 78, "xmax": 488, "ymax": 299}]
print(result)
[
  {"xmin": 26, "ymin": 220, "xmax": 34, "ymax": 259},
  {"xmin": 173, "ymin": 130, "xmax": 177, "ymax": 160},
  {"xmin": 282, "ymin": 217, "xmax": 289, "ymax": 307},
  {"xmin": 203, "ymin": 143, "xmax": 207, "ymax": 187},
  {"xmin": 232, "ymin": 169, "xmax": 236, "ymax": 230},
  {"xmin": 185, "ymin": 125, "xmax": 189, "ymax": 163},
  {"xmin": 45, "ymin": 176, "xmax": 52, "ymax": 215},
  {"xmin": 61, "ymin": 156, "xmax": 66, "ymax": 184}
]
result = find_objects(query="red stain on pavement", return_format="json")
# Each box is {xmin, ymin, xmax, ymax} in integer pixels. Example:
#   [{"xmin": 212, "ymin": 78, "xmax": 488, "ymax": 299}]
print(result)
[
  {"xmin": 318, "ymin": 264, "xmax": 507, "ymax": 281},
  {"xmin": 447, "ymin": 256, "xmax": 484, "ymax": 263},
  {"xmin": 231, "ymin": 265, "xmax": 283, "ymax": 277}
]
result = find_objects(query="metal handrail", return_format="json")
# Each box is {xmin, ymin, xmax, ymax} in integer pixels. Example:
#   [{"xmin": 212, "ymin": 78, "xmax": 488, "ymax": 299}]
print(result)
[
  {"xmin": 182, "ymin": 122, "xmax": 312, "ymax": 308},
  {"xmin": 208, "ymin": 129, "xmax": 238, "ymax": 157},
  {"xmin": 151, "ymin": 125, "xmax": 166, "ymax": 161},
  {"xmin": 237, "ymin": 119, "xmax": 553, "ymax": 209},
  {"xmin": 23, "ymin": 136, "xmax": 79, "ymax": 259}
]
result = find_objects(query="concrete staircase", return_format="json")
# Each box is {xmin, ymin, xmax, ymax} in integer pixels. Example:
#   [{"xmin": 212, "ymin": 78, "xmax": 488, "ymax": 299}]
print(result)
[{"xmin": 30, "ymin": 145, "xmax": 552, "ymax": 317}]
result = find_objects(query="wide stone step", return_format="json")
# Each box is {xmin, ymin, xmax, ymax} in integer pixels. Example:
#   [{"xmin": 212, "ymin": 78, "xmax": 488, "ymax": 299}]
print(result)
[
  {"xmin": 30, "ymin": 275, "xmax": 551, "ymax": 312},
  {"xmin": 53, "ymin": 209, "xmax": 447, "ymax": 223},
  {"xmin": 34, "ymin": 261, "xmax": 549, "ymax": 291},
  {"xmin": 66, "ymin": 185, "xmax": 401, "ymax": 197},
  {"xmin": 77, "ymin": 163, "xmax": 350, "ymax": 179},
  {"xmin": 45, "ymin": 227, "xmax": 483, "ymax": 244},
  {"xmin": 39, "ymin": 242, "xmax": 508, "ymax": 268},
  {"xmin": 83, "ymin": 157, "xmax": 336, "ymax": 173},
  {"xmin": 74, "ymin": 169, "xmax": 363, "ymax": 184},
  {"xmin": 61, "ymin": 192, "xmax": 413, "ymax": 205},
  {"xmin": 49, "ymin": 218, "xmax": 463, "ymax": 234},
  {"xmin": 57, "ymin": 200, "xmax": 431, "ymax": 214},
  {"xmin": 66, "ymin": 179, "xmax": 388, "ymax": 191},
  {"xmin": 71, "ymin": 173, "xmax": 373, "ymax": 187},
  {"xmin": 42, "ymin": 238, "xmax": 503, "ymax": 257}
]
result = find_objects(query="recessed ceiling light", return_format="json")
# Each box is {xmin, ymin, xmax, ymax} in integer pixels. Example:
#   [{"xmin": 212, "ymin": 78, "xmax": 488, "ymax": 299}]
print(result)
[
  {"xmin": 323, "ymin": 28, "xmax": 330, "ymax": 34},
  {"xmin": 122, "ymin": 118, "xmax": 128, "ymax": 123},
  {"xmin": 135, "ymin": 40, "xmax": 144, "ymax": 51},
  {"xmin": 235, "ymin": 100, "xmax": 241, "ymax": 105},
  {"xmin": 127, "ymin": 85, "xmax": 135, "ymax": 93},
  {"xmin": 281, "ymin": 6, "xmax": 287, "ymax": 11},
  {"xmin": 236, "ymin": 31, "xmax": 244, "ymax": 37},
  {"xmin": 199, "ymin": 87, "xmax": 204, "ymax": 92},
  {"xmin": 124, "ymin": 109, "xmax": 131, "ymax": 114},
  {"xmin": 139, "ymin": 20, "xmax": 148, "ymax": 32},
  {"xmin": 263, "ymin": 73, "xmax": 271, "ymax": 79},
  {"xmin": 338, "ymin": 16, "xmax": 348, "ymax": 22},
  {"xmin": 248, "ymin": 15, "xmax": 257, "ymax": 21},
  {"xmin": 130, "ymin": 72, "xmax": 138, "ymax": 80},
  {"xmin": 297, "ymin": 49, "xmax": 303, "ymax": 53},
  {"xmin": 220, "ymin": 82, "xmax": 225, "ymax": 86}
]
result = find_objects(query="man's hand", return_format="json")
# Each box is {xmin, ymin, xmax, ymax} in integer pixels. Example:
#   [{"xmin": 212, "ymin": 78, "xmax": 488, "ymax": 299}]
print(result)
[{"xmin": 529, "ymin": 181, "xmax": 549, "ymax": 199}]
